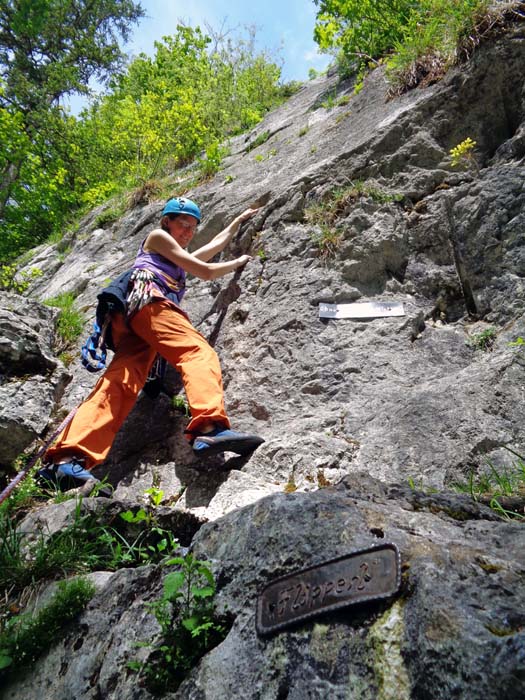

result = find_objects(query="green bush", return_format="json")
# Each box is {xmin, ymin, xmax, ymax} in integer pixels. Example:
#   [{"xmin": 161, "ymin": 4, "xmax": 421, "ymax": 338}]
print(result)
[
  {"xmin": 385, "ymin": 0, "xmax": 491, "ymax": 91},
  {"xmin": 0, "ymin": 495, "xmax": 179, "ymax": 595},
  {"xmin": 313, "ymin": 0, "xmax": 509, "ymax": 93},
  {"xmin": 314, "ymin": 0, "xmax": 414, "ymax": 67},
  {"xmin": 1, "ymin": 23, "xmax": 286, "ymax": 263},
  {"xmin": 0, "ymin": 264, "xmax": 42, "ymax": 293},
  {"xmin": 198, "ymin": 141, "xmax": 229, "ymax": 178}
]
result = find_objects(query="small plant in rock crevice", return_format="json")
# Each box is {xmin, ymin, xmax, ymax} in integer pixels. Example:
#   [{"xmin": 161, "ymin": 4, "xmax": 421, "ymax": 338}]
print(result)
[
  {"xmin": 256, "ymin": 247, "xmax": 268, "ymax": 264},
  {"xmin": 449, "ymin": 137, "xmax": 480, "ymax": 175},
  {"xmin": 310, "ymin": 224, "xmax": 344, "ymax": 260},
  {"xmin": 172, "ymin": 395, "xmax": 190, "ymax": 418},
  {"xmin": 93, "ymin": 203, "xmax": 127, "ymax": 229},
  {"xmin": 129, "ymin": 553, "xmax": 230, "ymax": 695},
  {"xmin": 467, "ymin": 327, "xmax": 496, "ymax": 351},
  {"xmin": 305, "ymin": 180, "xmax": 402, "ymax": 230},
  {"xmin": 245, "ymin": 130, "xmax": 271, "ymax": 153},
  {"xmin": 44, "ymin": 291, "xmax": 84, "ymax": 350},
  {"xmin": 127, "ymin": 179, "xmax": 163, "ymax": 208},
  {"xmin": 317, "ymin": 469, "xmax": 331, "ymax": 488},
  {"xmin": 120, "ymin": 488, "xmax": 179, "ymax": 562},
  {"xmin": 0, "ymin": 577, "xmax": 95, "ymax": 677},
  {"xmin": 284, "ymin": 471, "xmax": 297, "ymax": 493},
  {"xmin": 407, "ymin": 476, "xmax": 438, "ymax": 495},
  {"xmin": 451, "ymin": 452, "xmax": 525, "ymax": 520},
  {"xmin": 253, "ymin": 148, "xmax": 277, "ymax": 163}
]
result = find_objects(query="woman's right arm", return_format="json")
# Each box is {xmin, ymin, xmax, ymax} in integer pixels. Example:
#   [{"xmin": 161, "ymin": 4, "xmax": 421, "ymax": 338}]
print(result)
[{"xmin": 144, "ymin": 229, "xmax": 251, "ymax": 281}]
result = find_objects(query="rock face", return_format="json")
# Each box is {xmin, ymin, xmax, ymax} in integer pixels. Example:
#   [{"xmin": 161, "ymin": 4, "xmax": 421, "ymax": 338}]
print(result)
[
  {"xmin": 3, "ymin": 477, "xmax": 524, "ymax": 700},
  {"xmin": 2, "ymin": 22, "xmax": 525, "ymax": 700},
  {"xmin": 0, "ymin": 293, "xmax": 70, "ymax": 467}
]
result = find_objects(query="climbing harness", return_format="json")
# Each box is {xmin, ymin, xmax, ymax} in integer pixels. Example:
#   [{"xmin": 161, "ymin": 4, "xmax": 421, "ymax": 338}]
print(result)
[{"xmin": 80, "ymin": 268, "xmax": 169, "ymax": 394}]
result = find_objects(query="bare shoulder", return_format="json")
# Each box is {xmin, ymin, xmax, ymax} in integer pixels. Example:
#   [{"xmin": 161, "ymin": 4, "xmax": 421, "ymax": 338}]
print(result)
[{"xmin": 144, "ymin": 228, "xmax": 168, "ymax": 252}]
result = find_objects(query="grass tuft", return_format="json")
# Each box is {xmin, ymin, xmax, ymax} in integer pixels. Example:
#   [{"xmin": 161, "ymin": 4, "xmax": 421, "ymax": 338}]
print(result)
[
  {"xmin": 452, "ymin": 452, "xmax": 525, "ymax": 520},
  {"xmin": 44, "ymin": 292, "xmax": 84, "ymax": 350}
]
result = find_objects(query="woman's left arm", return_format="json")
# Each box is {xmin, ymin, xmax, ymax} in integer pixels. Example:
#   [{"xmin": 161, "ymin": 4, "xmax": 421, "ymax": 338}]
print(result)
[{"xmin": 193, "ymin": 207, "xmax": 260, "ymax": 262}]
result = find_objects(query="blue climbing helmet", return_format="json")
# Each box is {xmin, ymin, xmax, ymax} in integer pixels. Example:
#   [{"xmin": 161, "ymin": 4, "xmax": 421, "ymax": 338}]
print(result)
[{"xmin": 162, "ymin": 197, "xmax": 201, "ymax": 223}]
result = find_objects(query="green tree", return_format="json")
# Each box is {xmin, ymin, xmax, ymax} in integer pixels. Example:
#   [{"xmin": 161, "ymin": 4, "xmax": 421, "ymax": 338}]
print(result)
[
  {"xmin": 0, "ymin": 0, "xmax": 144, "ymax": 261},
  {"xmin": 312, "ymin": 0, "xmax": 492, "ymax": 85},
  {"xmin": 72, "ymin": 24, "xmax": 284, "ymax": 205},
  {"xmin": 0, "ymin": 17, "xmax": 286, "ymax": 262},
  {"xmin": 313, "ymin": 0, "xmax": 414, "ymax": 66}
]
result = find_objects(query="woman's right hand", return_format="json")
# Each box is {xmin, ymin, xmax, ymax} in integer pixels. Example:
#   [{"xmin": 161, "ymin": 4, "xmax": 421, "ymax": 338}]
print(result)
[{"xmin": 236, "ymin": 254, "xmax": 252, "ymax": 269}]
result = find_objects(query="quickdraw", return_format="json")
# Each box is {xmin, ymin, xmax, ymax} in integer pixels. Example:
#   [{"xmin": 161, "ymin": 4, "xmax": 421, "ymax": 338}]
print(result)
[{"xmin": 126, "ymin": 268, "xmax": 157, "ymax": 316}]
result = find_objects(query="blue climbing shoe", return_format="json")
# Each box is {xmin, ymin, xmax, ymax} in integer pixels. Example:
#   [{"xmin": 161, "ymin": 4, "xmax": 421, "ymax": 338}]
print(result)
[
  {"xmin": 38, "ymin": 459, "xmax": 111, "ymax": 497},
  {"xmin": 192, "ymin": 428, "xmax": 265, "ymax": 457}
]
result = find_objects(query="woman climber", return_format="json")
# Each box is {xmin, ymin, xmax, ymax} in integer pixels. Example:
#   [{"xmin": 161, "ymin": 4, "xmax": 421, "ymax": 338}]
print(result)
[{"xmin": 38, "ymin": 196, "xmax": 264, "ymax": 493}]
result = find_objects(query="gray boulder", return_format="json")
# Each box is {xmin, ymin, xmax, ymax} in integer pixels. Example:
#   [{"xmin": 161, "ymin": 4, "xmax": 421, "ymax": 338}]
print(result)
[
  {"xmin": 0, "ymin": 293, "xmax": 70, "ymax": 468},
  {"xmin": 3, "ymin": 476, "xmax": 524, "ymax": 700}
]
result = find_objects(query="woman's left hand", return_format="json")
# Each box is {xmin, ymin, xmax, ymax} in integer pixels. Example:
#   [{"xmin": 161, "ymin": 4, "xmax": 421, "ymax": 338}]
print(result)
[{"xmin": 236, "ymin": 207, "xmax": 261, "ymax": 224}]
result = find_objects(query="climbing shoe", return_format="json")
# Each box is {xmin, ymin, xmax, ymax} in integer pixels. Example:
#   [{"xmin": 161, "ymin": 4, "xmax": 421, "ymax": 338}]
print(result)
[
  {"xmin": 37, "ymin": 460, "xmax": 112, "ymax": 497},
  {"xmin": 192, "ymin": 428, "xmax": 265, "ymax": 457}
]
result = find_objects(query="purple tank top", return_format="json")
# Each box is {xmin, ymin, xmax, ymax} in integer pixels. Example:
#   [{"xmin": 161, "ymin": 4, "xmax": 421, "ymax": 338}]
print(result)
[{"xmin": 133, "ymin": 240, "xmax": 186, "ymax": 304}]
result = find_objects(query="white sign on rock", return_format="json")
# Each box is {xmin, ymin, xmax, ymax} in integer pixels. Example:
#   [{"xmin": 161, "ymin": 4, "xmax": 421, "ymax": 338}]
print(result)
[{"xmin": 319, "ymin": 301, "xmax": 405, "ymax": 319}]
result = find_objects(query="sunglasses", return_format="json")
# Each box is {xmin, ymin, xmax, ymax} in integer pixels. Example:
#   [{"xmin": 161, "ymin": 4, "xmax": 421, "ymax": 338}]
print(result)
[{"xmin": 177, "ymin": 220, "xmax": 197, "ymax": 232}]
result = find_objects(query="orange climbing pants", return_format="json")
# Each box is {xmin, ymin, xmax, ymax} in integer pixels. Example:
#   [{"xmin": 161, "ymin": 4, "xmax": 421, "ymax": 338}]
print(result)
[{"xmin": 46, "ymin": 300, "xmax": 230, "ymax": 469}]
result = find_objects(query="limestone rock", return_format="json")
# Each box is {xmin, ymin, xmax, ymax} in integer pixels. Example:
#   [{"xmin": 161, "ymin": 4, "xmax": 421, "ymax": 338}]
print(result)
[
  {"xmin": 0, "ymin": 293, "xmax": 70, "ymax": 468},
  {"xmin": 0, "ymin": 292, "xmax": 58, "ymax": 375},
  {"xmin": 2, "ymin": 23, "xmax": 525, "ymax": 700},
  {"xmin": 4, "ymin": 476, "xmax": 524, "ymax": 700}
]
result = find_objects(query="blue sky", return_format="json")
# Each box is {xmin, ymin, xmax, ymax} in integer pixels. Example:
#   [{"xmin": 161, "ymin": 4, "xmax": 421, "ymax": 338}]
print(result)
[
  {"xmin": 66, "ymin": 1, "xmax": 331, "ymax": 113},
  {"xmin": 128, "ymin": 0, "xmax": 330, "ymax": 83}
]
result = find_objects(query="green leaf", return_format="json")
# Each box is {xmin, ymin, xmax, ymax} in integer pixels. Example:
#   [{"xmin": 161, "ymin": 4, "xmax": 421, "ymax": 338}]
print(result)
[
  {"xmin": 163, "ymin": 571, "xmax": 185, "ymax": 598},
  {"xmin": 164, "ymin": 556, "xmax": 185, "ymax": 567},
  {"xmin": 120, "ymin": 508, "xmax": 147, "ymax": 523},
  {"xmin": 0, "ymin": 652, "xmax": 13, "ymax": 669},
  {"xmin": 182, "ymin": 615, "xmax": 199, "ymax": 632},
  {"xmin": 191, "ymin": 585, "xmax": 215, "ymax": 599},
  {"xmin": 509, "ymin": 337, "xmax": 525, "ymax": 347},
  {"xmin": 196, "ymin": 564, "xmax": 215, "ymax": 587},
  {"xmin": 120, "ymin": 510, "xmax": 136, "ymax": 522},
  {"xmin": 191, "ymin": 621, "xmax": 216, "ymax": 638}
]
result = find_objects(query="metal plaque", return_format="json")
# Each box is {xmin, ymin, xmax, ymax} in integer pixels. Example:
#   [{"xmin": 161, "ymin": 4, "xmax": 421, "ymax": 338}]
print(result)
[
  {"xmin": 319, "ymin": 301, "xmax": 405, "ymax": 319},
  {"xmin": 256, "ymin": 543, "xmax": 400, "ymax": 635}
]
